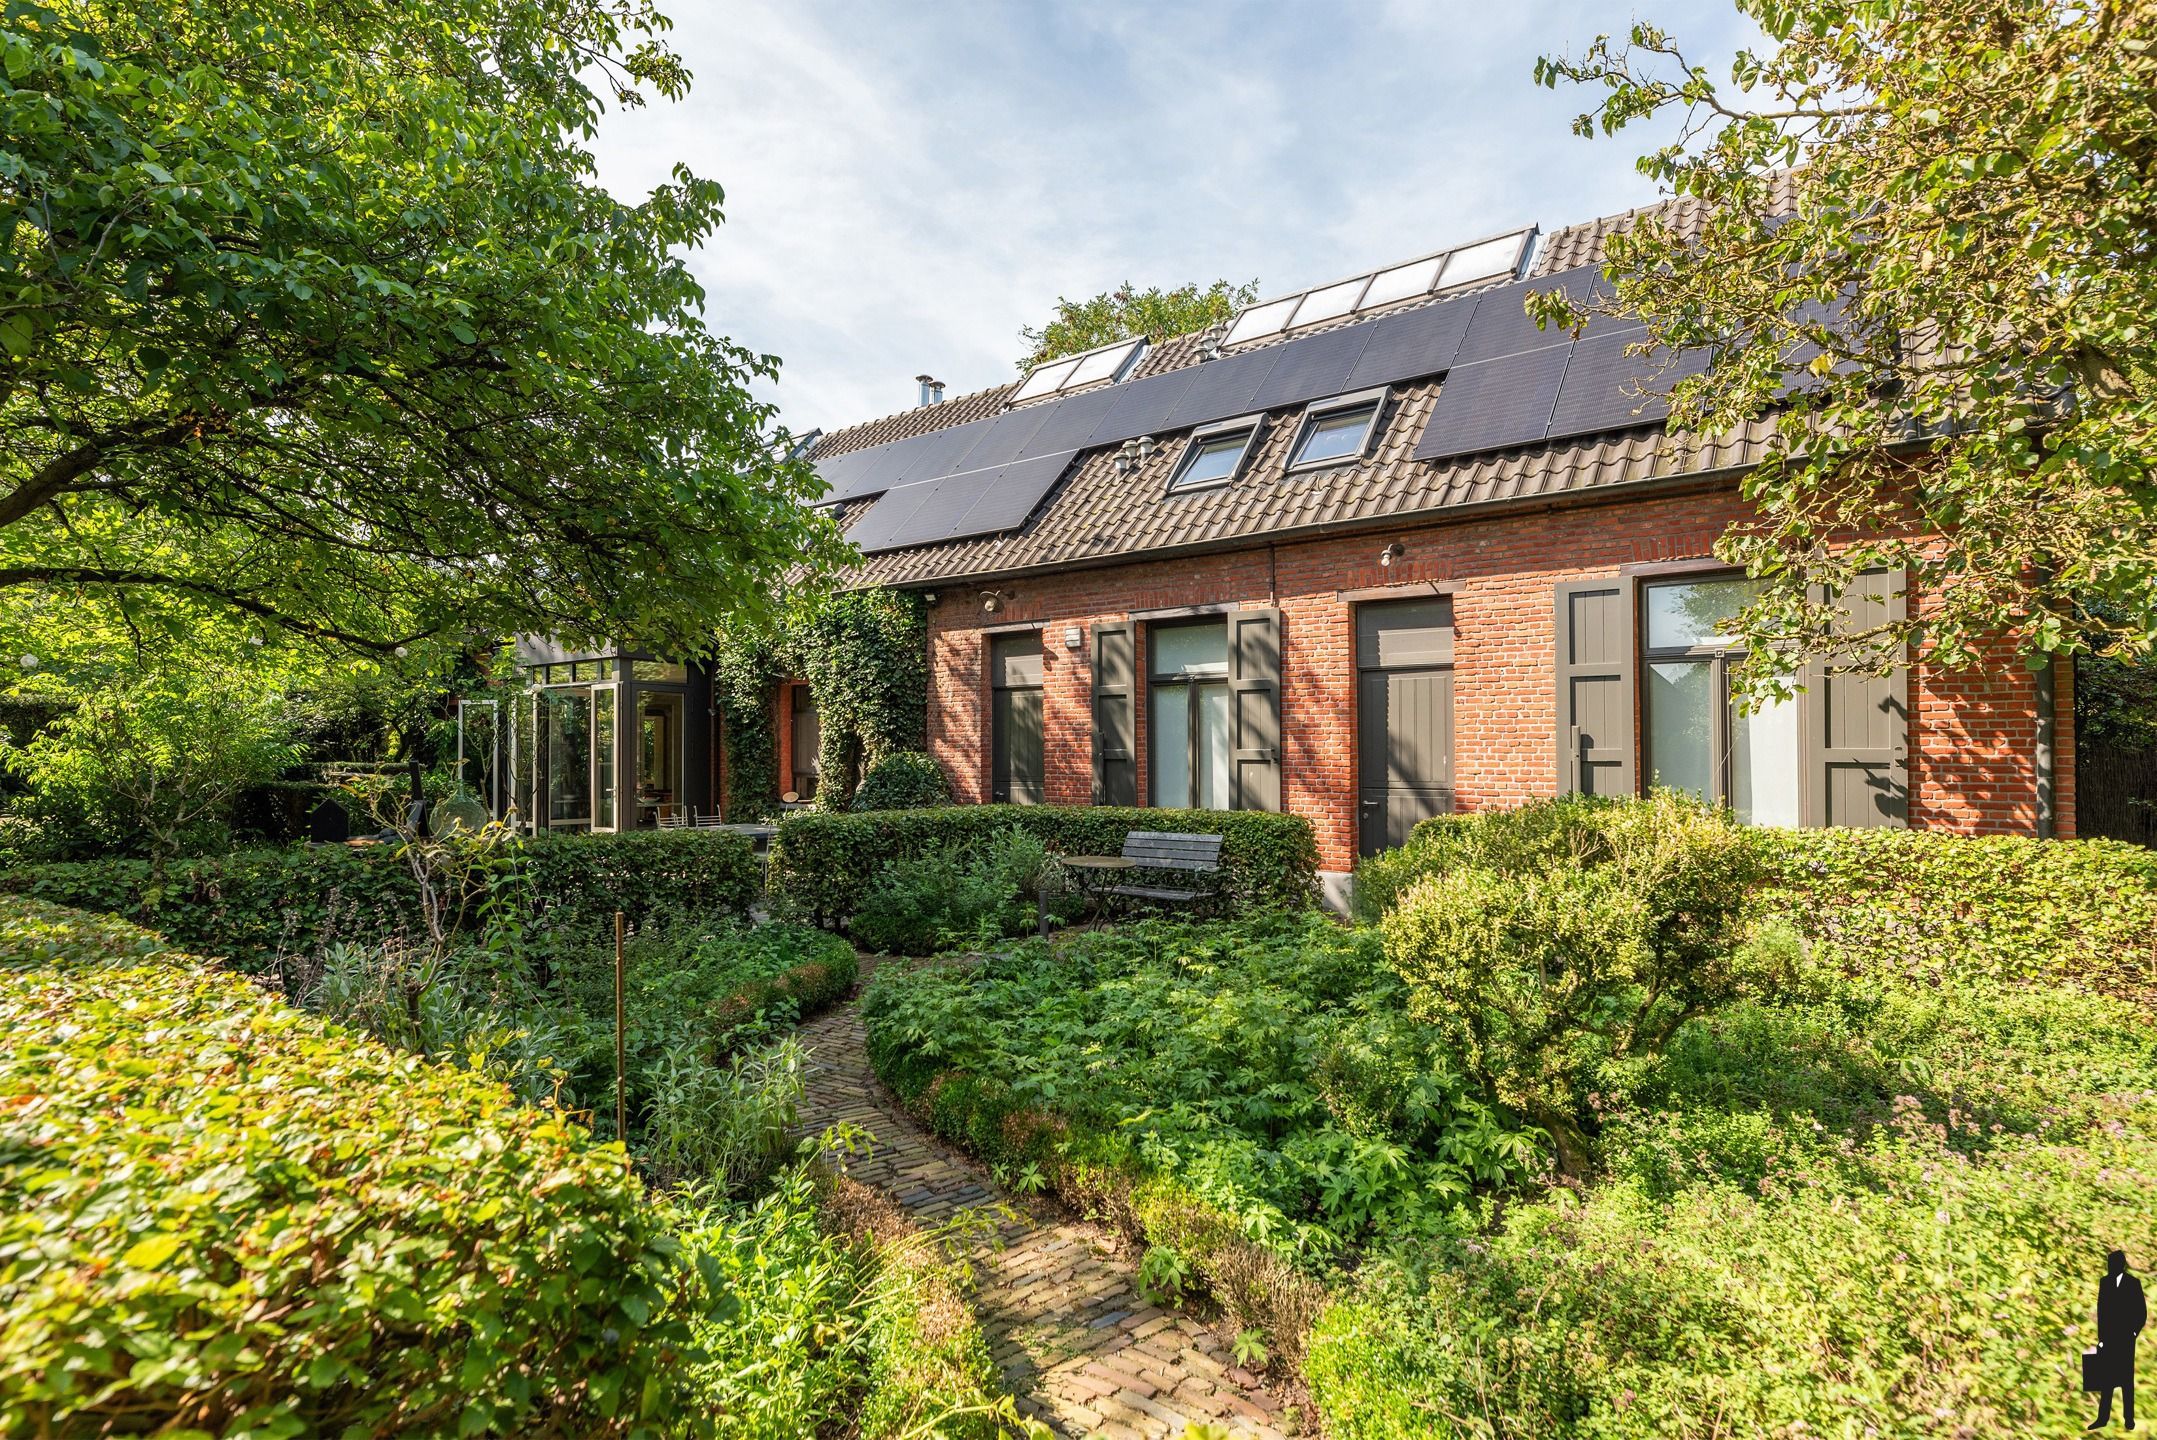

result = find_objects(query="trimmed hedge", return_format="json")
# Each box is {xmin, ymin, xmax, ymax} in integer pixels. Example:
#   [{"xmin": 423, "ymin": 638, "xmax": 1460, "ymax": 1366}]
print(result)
[
  {"xmin": 0, "ymin": 897, "xmax": 702, "ymax": 1437},
  {"xmin": 0, "ymin": 827, "xmax": 762, "ymax": 972},
  {"xmin": 849, "ymin": 751, "xmax": 952, "ymax": 812},
  {"xmin": 769, "ymin": 804, "xmax": 1319, "ymax": 927},
  {"xmin": 1364, "ymin": 813, "xmax": 2157, "ymax": 1004}
]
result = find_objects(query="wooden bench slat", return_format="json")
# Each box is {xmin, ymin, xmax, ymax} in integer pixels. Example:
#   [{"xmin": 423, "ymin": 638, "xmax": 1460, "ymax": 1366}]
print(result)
[{"xmin": 1105, "ymin": 884, "xmax": 1203, "ymax": 902}]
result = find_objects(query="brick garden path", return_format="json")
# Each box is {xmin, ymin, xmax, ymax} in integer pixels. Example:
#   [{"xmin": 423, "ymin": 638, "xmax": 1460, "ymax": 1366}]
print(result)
[{"xmin": 794, "ymin": 969, "xmax": 1295, "ymax": 1440}]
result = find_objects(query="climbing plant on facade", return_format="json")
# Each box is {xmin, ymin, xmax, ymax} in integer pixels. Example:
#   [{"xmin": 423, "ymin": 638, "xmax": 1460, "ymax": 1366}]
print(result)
[{"xmin": 711, "ymin": 589, "xmax": 928, "ymax": 816}]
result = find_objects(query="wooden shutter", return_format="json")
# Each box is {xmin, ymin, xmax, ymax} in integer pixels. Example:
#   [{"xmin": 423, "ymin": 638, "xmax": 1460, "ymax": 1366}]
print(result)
[
  {"xmin": 1804, "ymin": 569, "xmax": 1909, "ymax": 827},
  {"xmin": 1091, "ymin": 621, "xmax": 1136, "ymax": 806},
  {"xmin": 1228, "ymin": 607, "xmax": 1283, "ymax": 812},
  {"xmin": 1553, "ymin": 577, "xmax": 1638, "ymax": 796}
]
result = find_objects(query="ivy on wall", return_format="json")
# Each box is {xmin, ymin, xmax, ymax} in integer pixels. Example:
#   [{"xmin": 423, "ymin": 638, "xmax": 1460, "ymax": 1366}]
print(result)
[{"xmin": 712, "ymin": 588, "xmax": 927, "ymax": 817}]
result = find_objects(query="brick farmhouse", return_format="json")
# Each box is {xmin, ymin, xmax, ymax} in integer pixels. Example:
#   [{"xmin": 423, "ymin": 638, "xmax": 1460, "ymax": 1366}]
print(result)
[{"xmin": 506, "ymin": 192, "xmax": 2071, "ymax": 900}]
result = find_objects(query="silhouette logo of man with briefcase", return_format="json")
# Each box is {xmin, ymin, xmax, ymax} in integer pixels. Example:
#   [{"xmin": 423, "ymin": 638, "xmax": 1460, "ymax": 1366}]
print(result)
[{"xmin": 2088, "ymin": 1250, "xmax": 2146, "ymax": 1430}]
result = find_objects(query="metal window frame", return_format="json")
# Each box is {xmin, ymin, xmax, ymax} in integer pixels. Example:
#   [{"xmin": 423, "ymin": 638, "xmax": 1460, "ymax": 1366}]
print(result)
[
  {"xmin": 1165, "ymin": 414, "xmax": 1264, "ymax": 495},
  {"xmin": 1283, "ymin": 386, "xmax": 1389, "ymax": 473},
  {"xmin": 1009, "ymin": 335, "xmax": 1147, "ymax": 406}
]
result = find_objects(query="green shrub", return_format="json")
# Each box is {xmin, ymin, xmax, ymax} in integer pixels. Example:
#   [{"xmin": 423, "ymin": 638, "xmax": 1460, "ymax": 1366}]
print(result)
[
  {"xmin": 1754, "ymin": 826, "xmax": 2157, "ymax": 1004},
  {"xmin": 0, "ymin": 899, "xmax": 701, "ymax": 1437},
  {"xmin": 848, "ymin": 826, "xmax": 1065, "ymax": 955},
  {"xmin": 849, "ymin": 750, "xmax": 952, "ymax": 812},
  {"xmin": 1369, "ymin": 810, "xmax": 2157, "ymax": 1007},
  {"xmin": 0, "ymin": 827, "xmax": 762, "ymax": 974},
  {"xmin": 1379, "ymin": 793, "xmax": 1784, "ymax": 1176},
  {"xmin": 1308, "ymin": 1097, "xmax": 2157, "ymax": 1440},
  {"xmin": 770, "ymin": 803, "xmax": 1317, "ymax": 927},
  {"xmin": 645, "ymin": 1036, "xmax": 808, "ymax": 1192}
]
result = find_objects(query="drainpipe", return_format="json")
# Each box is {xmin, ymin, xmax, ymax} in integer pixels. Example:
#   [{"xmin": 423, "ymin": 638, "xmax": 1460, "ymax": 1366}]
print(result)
[{"xmin": 2034, "ymin": 655, "xmax": 2057, "ymax": 839}]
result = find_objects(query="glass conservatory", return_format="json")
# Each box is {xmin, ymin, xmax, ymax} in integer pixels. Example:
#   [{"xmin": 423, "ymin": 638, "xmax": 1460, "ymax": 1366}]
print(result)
[{"xmin": 456, "ymin": 641, "xmax": 713, "ymax": 832}]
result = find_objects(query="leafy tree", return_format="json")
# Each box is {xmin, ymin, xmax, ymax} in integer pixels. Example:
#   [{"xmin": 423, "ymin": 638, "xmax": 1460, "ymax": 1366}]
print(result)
[
  {"xmin": 6, "ymin": 664, "xmax": 297, "ymax": 873},
  {"xmin": 1534, "ymin": 2, "xmax": 2157, "ymax": 682},
  {"xmin": 1018, "ymin": 279, "xmax": 1259, "ymax": 371},
  {"xmin": 1, "ymin": 0, "xmax": 844, "ymax": 658}
]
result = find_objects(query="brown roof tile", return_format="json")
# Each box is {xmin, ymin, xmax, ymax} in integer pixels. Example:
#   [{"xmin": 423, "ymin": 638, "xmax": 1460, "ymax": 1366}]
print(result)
[{"xmin": 811, "ymin": 193, "xmax": 1788, "ymax": 589}]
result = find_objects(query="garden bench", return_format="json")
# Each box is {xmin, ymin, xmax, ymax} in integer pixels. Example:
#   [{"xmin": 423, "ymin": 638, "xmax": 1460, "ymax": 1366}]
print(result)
[{"xmin": 1072, "ymin": 830, "xmax": 1225, "ymax": 916}]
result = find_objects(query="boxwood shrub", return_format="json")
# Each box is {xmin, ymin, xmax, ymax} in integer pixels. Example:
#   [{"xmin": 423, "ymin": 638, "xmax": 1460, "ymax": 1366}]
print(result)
[
  {"xmin": 769, "ymin": 803, "xmax": 1318, "ymax": 927},
  {"xmin": 1362, "ymin": 811, "xmax": 2157, "ymax": 1003},
  {"xmin": 0, "ymin": 898, "xmax": 703, "ymax": 1437},
  {"xmin": 0, "ymin": 827, "xmax": 762, "ymax": 973}
]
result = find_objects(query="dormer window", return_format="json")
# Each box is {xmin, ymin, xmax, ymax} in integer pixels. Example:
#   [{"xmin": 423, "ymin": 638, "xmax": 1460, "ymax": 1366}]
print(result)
[
  {"xmin": 1285, "ymin": 389, "xmax": 1387, "ymax": 472},
  {"xmin": 1167, "ymin": 417, "xmax": 1262, "ymax": 493}
]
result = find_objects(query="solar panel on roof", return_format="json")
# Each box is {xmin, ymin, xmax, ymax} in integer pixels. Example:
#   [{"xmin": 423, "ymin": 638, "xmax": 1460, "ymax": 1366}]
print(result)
[
  {"xmin": 1093, "ymin": 364, "xmax": 1198, "ymax": 439},
  {"xmin": 1248, "ymin": 324, "xmax": 1374, "ymax": 413},
  {"xmin": 885, "ymin": 417, "xmax": 994, "ymax": 485},
  {"xmin": 813, "ymin": 446, "xmax": 906, "ymax": 506},
  {"xmin": 951, "ymin": 452, "xmax": 1075, "ymax": 538},
  {"xmin": 1158, "ymin": 347, "xmax": 1283, "ymax": 431},
  {"xmin": 1012, "ymin": 386, "xmax": 1119, "ymax": 459},
  {"xmin": 1451, "ymin": 265, "xmax": 1606, "ymax": 368},
  {"xmin": 1412, "ymin": 343, "xmax": 1572, "ymax": 463},
  {"xmin": 1343, "ymin": 296, "xmax": 1474, "ymax": 390},
  {"xmin": 947, "ymin": 406, "xmax": 1050, "ymax": 471},
  {"xmin": 842, "ymin": 478, "xmax": 940, "ymax": 552},
  {"xmin": 1545, "ymin": 327, "xmax": 1709, "ymax": 443}
]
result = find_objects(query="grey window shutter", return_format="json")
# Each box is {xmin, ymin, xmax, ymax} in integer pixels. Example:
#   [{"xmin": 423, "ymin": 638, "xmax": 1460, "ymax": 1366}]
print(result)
[
  {"xmin": 1803, "ymin": 568, "xmax": 1909, "ymax": 827},
  {"xmin": 1553, "ymin": 577, "xmax": 1638, "ymax": 796},
  {"xmin": 1091, "ymin": 622, "xmax": 1137, "ymax": 806},
  {"xmin": 1228, "ymin": 607, "xmax": 1283, "ymax": 812}
]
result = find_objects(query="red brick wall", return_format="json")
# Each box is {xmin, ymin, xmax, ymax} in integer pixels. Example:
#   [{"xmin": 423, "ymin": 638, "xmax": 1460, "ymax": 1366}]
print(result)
[{"xmin": 920, "ymin": 483, "xmax": 2072, "ymax": 871}]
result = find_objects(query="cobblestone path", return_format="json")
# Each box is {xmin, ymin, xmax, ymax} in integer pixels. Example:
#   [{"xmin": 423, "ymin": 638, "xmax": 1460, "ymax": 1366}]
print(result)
[{"xmin": 794, "ymin": 982, "xmax": 1294, "ymax": 1440}]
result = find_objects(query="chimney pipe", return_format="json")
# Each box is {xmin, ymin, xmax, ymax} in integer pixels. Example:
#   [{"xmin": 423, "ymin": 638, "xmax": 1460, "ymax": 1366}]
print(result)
[{"xmin": 915, "ymin": 374, "xmax": 945, "ymax": 407}]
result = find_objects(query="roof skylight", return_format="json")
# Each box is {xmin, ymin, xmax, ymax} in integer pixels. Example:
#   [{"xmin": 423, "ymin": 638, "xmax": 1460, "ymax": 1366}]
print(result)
[
  {"xmin": 1222, "ymin": 227, "xmax": 1537, "ymax": 347},
  {"xmin": 1009, "ymin": 336, "xmax": 1145, "ymax": 404}
]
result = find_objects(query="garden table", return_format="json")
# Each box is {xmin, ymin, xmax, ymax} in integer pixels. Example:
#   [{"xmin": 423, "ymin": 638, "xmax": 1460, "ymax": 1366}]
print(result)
[{"xmin": 1059, "ymin": 854, "xmax": 1135, "ymax": 930}]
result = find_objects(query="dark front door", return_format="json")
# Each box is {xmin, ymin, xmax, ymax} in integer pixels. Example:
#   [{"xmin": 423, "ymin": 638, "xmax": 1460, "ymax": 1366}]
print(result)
[
  {"xmin": 990, "ymin": 634, "xmax": 1044, "ymax": 804},
  {"xmin": 790, "ymin": 684, "xmax": 819, "ymax": 800},
  {"xmin": 1356, "ymin": 598, "xmax": 1456, "ymax": 857}
]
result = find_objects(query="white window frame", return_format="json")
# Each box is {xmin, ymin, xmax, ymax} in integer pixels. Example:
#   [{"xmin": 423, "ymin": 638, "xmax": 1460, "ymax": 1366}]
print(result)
[
  {"xmin": 1009, "ymin": 336, "xmax": 1146, "ymax": 405},
  {"xmin": 1167, "ymin": 415, "xmax": 1264, "ymax": 494},
  {"xmin": 1283, "ymin": 387, "xmax": 1389, "ymax": 473}
]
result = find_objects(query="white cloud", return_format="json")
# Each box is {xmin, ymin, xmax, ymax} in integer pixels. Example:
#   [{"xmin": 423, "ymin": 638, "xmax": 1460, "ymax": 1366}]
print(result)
[{"xmin": 584, "ymin": 0, "xmax": 1754, "ymax": 435}]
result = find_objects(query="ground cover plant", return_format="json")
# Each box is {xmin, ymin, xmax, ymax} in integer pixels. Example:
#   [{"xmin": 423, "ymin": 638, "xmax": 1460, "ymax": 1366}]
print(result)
[
  {"xmin": 866, "ymin": 796, "xmax": 2157, "ymax": 1434},
  {"xmin": 862, "ymin": 913, "xmax": 1544, "ymax": 1355},
  {"xmin": 1307, "ymin": 799, "xmax": 2157, "ymax": 1438}
]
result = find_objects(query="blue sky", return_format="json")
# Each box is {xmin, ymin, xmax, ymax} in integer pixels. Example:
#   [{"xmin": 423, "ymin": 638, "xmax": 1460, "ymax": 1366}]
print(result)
[{"xmin": 586, "ymin": 1, "xmax": 1756, "ymax": 436}]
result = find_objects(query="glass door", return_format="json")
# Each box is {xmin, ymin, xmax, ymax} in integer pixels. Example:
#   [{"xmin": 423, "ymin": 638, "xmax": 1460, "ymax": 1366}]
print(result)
[
  {"xmin": 538, "ymin": 686, "xmax": 594, "ymax": 830},
  {"xmin": 636, "ymin": 689, "xmax": 687, "ymax": 826}
]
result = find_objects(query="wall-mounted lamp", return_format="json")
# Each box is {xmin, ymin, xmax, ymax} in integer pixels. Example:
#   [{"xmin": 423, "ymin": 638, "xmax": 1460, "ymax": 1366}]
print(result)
[
  {"xmin": 980, "ymin": 590, "xmax": 1005, "ymax": 615},
  {"xmin": 922, "ymin": 590, "xmax": 940, "ymax": 605},
  {"xmin": 1378, "ymin": 542, "xmax": 1406, "ymax": 568},
  {"xmin": 1063, "ymin": 626, "xmax": 1082, "ymax": 650}
]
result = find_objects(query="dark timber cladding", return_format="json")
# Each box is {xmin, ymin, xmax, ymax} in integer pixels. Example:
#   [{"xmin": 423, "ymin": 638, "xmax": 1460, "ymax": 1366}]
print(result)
[{"xmin": 1356, "ymin": 598, "xmax": 1456, "ymax": 856}]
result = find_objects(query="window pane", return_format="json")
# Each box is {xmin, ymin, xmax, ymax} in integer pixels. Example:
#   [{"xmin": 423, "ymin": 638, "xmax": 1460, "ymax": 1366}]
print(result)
[
  {"xmin": 1152, "ymin": 683, "xmax": 1192, "ymax": 807},
  {"xmin": 1646, "ymin": 660, "xmax": 1714, "ymax": 799},
  {"xmin": 1010, "ymin": 356, "xmax": 1079, "ymax": 403},
  {"xmin": 637, "ymin": 690, "xmax": 686, "ymax": 825},
  {"xmin": 633, "ymin": 660, "xmax": 687, "ymax": 683},
  {"xmin": 1358, "ymin": 256, "xmax": 1443, "ymax": 310},
  {"xmin": 1225, "ymin": 296, "xmax": 1297, "ymax": 345},
  {"xmin": 1065, "ymin": 339, "xmax": 1141, "ymax": 388},
  {"xmin": 1292, "ymin": 403, "xmax": 1378, "ymax": 467},
  {"xmin": 1151, "ymin": 621, "xmax": 1227, "ymax": 677},
  {"xmin": 1645, "ymin": 578, "xmax": 1757, "ymax": 650},
  {"xmin": 1291, "ymin": 278, "xmax": 1368, "ymax": 329},
  {"xmin": 1172, "ymin": 431, "xmax": 1250, "ymax": 490},
  {"xmin": 593, "ymin": 687, "xmax": 616, "ymax": 829},
  {"xmin": 1197, "ymin": 683, "xmax": 1232, "ymax": 810},
  {"xmin": 1438, "ymin": 233, "xmax": 1527, "ymax": 289},
  {"xmin": 1731, "ymin": 686, "xmax": 1801, "ymax": 826},
  {"xmin": 543, "ymin": 687, "xmax": 592, "ymax": 827}
]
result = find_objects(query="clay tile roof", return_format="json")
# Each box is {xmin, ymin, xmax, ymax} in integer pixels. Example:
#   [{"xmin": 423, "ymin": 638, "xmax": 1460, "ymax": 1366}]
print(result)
[{"xmin": 810, "ymin": 193, "xmax": 1789, "ymax": 590}]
